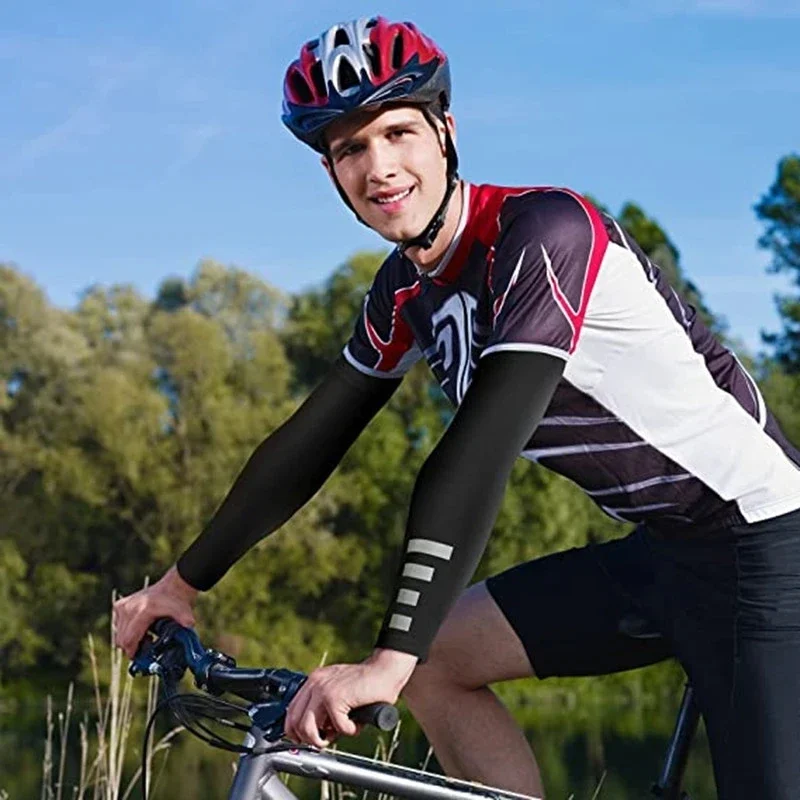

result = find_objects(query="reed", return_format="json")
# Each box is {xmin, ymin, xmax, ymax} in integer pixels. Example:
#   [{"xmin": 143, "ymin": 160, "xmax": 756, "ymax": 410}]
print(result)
[
  {"xmin": 33, "ymin": 613, "xmax": 436, "ymax": 800},
  {"xmin": 38, "ymin": 603, "xmax": 183, "ymax": 800}
]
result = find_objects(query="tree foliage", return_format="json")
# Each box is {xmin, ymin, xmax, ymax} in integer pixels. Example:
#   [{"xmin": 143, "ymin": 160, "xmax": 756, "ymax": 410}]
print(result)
[
  {"xmin": 0, "ymin": 187, "xmax": 790, "ymax": 704},
  {"xmin": 0, "ymin": 261, "xmax": 345, "ymax": 675},
  {"xmin": 616, "ymin": 203, "xmax": 724, "ymax": 335},
  {"xmin": 756, "ymin": 154, "xmax": 800, "ymax": 372}
]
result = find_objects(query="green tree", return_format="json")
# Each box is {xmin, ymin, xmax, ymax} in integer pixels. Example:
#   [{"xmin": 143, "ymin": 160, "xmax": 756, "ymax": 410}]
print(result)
[
  {"xmin": 755, "ymin": 154, "xmax": 800, "ymax": 372},
  {"xmin": 0, "ymin": 539, "xmax": 42, "ymax": 676},
  {"xmin": 617, "ymin": 203, "xmax": 724, "ymax": 335},
  {"xmin": 283, "ymin": 251, "xmax": 389, "ymax": 390},
  {"xmin": 584, "ymin": 198, "xmax": 726, "ymax": 336},
  {"xmin": 0, "ymin": 261, "xmax": 357, "ymax": 676}
]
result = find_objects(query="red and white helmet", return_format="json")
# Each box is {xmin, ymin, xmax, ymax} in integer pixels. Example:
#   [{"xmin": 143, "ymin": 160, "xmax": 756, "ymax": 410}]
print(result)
[{"xmin": 282, "ymin": 16, "xmax": 451, "ymax": 153}]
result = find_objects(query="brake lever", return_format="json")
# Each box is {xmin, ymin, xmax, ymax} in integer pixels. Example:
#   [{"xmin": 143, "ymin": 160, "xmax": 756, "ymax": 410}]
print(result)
[
  {"xmin": 128, "ymin": 619, "xmax": 191, "ymax": 684},
  {"xmin": 129, "ymin": 635, "xmax": 161, "ymax": 678}
]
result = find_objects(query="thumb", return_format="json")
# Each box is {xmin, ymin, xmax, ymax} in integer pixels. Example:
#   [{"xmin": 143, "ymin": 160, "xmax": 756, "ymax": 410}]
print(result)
[{"xmin": 330, "ymin": 705, "xmax": 358, "ymax": 737}]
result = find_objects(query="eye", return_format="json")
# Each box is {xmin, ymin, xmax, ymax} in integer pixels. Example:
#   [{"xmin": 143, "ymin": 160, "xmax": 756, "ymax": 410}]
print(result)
[{"xmin": 336, "ymin": 142, "xmax": 363, "ymax": 160}]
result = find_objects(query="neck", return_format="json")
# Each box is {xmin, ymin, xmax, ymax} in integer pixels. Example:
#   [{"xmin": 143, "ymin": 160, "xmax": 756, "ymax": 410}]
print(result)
[{"xmin": 403, "ymin": 180, "xmax": 465, "ymax": 272}]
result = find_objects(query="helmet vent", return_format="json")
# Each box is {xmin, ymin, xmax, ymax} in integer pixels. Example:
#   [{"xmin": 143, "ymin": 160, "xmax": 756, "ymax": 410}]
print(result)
[
  {"xmin": 391, "ymin": 33, "xmax": 404, "ymax": 70},
  {"xmin": 366, "ymin": 17, "xmax": 378, "ymax": 28},
  {"xmin": 310, "ymin": 61, "xmax": 327, "ymax": 98},
  {"xmin": 363, "ymin": 42, "xmax": 381, "ymax": 77},
  {"xmin": 334, "ymin": 28, "xmax": 350, "ymax": 47},
  {"xmin": 289, "ymin": 70, "xmax": 313, "ymax": 104},
  {"xmin": 337, "ymin": 58, "xmax": 360, "ymax": 92}
]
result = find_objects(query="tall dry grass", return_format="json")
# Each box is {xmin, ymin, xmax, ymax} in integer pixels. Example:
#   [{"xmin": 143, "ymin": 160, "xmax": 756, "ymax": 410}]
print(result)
[
  {"xmin": 38, "ymin": 614, "xmax": 183, "ymax": 800},
  {"xmin": 32, "ymin": 625, "xmax": 435, "ymax": 800}
]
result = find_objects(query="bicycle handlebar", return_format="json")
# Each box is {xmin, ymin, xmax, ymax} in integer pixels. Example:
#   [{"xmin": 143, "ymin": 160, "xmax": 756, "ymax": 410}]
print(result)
[{"xmin": 129, "ymin": 618, "xmax": 399, "ymax": 734}]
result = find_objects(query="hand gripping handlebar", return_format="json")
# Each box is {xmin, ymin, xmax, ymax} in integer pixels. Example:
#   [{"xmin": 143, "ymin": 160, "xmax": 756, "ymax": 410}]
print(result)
[{"xmin": 129, "ymin": 618, "xmax": 399, "ymax": 735}]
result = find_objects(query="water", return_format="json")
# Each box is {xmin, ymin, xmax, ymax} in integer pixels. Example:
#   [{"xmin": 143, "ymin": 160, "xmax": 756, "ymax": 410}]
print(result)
[{"xmin": 0, "ymin": 687, "xmax": 715, "ymax": 799}]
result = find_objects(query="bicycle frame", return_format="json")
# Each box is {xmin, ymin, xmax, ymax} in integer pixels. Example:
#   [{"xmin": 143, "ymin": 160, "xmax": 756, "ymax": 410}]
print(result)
[
  {"xmin": 227, "ymin": 725, "xmax": 541, "ymax": 800},
  {"xmin": 133, "ymin": 621, "xmax": 697, "ymax": 800}
]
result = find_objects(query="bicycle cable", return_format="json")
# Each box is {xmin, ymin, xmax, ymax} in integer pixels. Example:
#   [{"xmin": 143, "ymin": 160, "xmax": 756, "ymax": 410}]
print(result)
[{"xmin": 139, "ymin": 684, "xmax": 257, "ymax": 800}]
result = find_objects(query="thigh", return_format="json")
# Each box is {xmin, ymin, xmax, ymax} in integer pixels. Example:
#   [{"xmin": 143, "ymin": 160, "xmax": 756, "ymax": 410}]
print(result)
[
  {"xmin": 683, "ymin": 510, "xmax": 800, "ymax": 800},
  {"xmin": 485, "ymin": 529, "xmax": 673, "ymax": 679},
  {"xmin": 417, "ymin": 581, "xmax": 536, "ymax": 690}
]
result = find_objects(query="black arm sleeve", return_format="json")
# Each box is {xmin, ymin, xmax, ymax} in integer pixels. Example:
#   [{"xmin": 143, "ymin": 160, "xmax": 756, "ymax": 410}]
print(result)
[
  {"xmin": 176, "ymin": 356, "xmax": 401, "ymax": 591},
  {"xmin": 375, "ymin": 350, "xmax": 564, "ymax": 660}
]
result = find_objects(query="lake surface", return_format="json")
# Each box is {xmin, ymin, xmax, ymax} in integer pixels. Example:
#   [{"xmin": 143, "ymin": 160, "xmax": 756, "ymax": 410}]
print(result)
[{"xmin": 1, "ymin": 684, "xmax": 716, "ymax": 799}]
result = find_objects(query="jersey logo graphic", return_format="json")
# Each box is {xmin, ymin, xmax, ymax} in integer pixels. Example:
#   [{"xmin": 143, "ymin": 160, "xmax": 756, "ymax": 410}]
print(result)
[
  {"xmin": 492, "ymin": 247, "xmax": 525, "ymax": 323},
  {"xmin": 431, "ymin": 292, "xmax": 478, "ymax": 404}
]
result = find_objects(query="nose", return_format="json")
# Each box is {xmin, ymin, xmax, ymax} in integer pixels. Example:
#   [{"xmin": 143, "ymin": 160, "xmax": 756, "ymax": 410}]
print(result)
[{"xmin": 364, "ymin": 139, "xmax": 399, "ymax": 185}]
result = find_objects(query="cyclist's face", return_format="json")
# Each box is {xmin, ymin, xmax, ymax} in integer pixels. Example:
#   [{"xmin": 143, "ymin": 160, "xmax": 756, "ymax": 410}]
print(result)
[{"xmin": 323, "ymin": 106, "xmax": 453, "ymax": 248}]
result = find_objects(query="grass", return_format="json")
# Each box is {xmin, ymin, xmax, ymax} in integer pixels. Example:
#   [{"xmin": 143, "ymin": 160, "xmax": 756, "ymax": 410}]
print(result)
[
  {"xmin": 29, "ymin": 625, "xmax": 421, "ymax": 800},
  {"xmin": 21, "ymin": 619, "xmax": 606, "ymax": 800},
  {"xmin": 36, "ymin": 605, "xmax": 183, "ymax": 800}
]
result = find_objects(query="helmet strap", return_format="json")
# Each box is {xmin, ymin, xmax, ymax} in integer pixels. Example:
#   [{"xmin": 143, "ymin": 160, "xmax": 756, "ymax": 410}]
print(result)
[{"xmin": 397, "ymin": 130, "xmax": 459, "ymax": 254}]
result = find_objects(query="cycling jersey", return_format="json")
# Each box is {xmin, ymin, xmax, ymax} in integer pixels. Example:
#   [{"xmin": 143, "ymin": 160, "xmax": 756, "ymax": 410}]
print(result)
[
  {"xmin": 178, "ymin": 180, "xmax": 800, "ymax": 664},
  {"xmin": 345, "ymin": 182, "xmax": 800, "ymax": 529}
]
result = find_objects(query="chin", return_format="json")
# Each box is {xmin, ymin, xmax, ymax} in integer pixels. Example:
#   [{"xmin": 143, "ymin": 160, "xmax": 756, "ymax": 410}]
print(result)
[{"xmin": 371, "ymin": 218, "xmax": 427, "ymax": 244}]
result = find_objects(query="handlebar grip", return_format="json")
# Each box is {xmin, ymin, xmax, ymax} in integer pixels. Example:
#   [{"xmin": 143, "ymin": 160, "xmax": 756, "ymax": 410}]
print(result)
[{"xmin": 349, "ymin": 703, "xmax": 399, "ymax": 731}]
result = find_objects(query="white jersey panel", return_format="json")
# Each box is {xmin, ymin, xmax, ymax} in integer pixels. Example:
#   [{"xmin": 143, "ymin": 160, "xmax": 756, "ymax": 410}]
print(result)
[{"xmin": 562, "ymin": 243, "xmax": 800, "ymax": 523}]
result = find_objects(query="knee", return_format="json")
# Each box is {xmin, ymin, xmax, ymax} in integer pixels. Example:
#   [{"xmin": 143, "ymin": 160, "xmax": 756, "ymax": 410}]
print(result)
[
  {"xmin": 402, "ymin": 662, "xmax": 450, "ymax": 716},
  {"xmin": 402, "ymin": 636, "xmax": 479, "ymax": 713}
]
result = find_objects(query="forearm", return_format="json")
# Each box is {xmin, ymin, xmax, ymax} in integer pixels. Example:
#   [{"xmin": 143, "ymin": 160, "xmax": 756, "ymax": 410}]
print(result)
[
  {"xmin": 375, "ymin": 352, "xmax": 564, "ymax": 659},
  {"xmin": 177, "ymin": 357, "xmax": 400, "ymax": 590}
]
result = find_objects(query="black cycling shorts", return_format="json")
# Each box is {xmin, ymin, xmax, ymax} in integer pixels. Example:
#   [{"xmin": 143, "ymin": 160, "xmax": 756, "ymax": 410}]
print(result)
[{"xmin": 485, "ymin": 507, "xmax": 800, "ymax": 800}]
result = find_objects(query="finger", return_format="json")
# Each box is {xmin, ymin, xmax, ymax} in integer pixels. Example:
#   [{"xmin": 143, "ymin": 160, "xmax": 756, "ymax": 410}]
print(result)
[
  {"xmin": 328, "ymin": 705, "xmax": 358, "ymax": 737},
  {"xmin": 319, "ymin": 721, "xmax": 340, "ymax": 745},
  {"xmin": 118, "ymin": 605, "xmax": 142, "ymax": 656},
  {"xmin": 119, "ymin": 610, "xmax": 149, "ymax": 658},
  {"xmin": 132, "ymin": 606, "xmax": 161, "ymax": 654},
  {"xmin": 114, "ymin": 598, "xmax": 140, "ymax": 652},
  {"xmin": 285, "ymin": 685, "xmax": 313, "ymax": 743},
  {"xmin": 119, "ymin": 622, "xmax": 137, "ymax": 659},
  {"xmin": 127, "ymin": 620, "xmax": 148, "ymax": 658},
  {"xmin": 115, "ymin": 614, "xmax": 131, "ymax": 654},
  {"xmin": 297, "ymin": 704, "xmax": 330, "ymax": 749}
]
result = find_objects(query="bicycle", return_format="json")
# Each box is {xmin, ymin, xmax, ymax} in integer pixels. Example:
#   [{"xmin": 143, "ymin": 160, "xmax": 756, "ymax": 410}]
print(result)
[{"xmin": 129, "ymin": 619, "xmax": 701, "ymax": 800}]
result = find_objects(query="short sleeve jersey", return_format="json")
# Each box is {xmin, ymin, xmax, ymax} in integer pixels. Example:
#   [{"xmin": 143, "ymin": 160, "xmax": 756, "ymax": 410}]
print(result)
[{"xmin": 344, "ymin": 183, "xmax": 800, "ymax": 528}]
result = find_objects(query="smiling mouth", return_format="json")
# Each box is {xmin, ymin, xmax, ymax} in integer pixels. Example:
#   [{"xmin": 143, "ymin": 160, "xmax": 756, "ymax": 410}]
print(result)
[{"xmin": 372, "ymin": 187, "xmax": 413, "ymax": 205}]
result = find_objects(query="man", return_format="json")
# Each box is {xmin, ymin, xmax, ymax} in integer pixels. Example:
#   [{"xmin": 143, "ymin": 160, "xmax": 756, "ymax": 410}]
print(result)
[{"xmin": 114, "ymin": 17, "xmax": 800, "ymax": 799}]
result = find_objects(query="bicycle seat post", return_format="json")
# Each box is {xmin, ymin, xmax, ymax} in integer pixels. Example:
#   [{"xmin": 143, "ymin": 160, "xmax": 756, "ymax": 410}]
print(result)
[
  {"xmin": 617, "ymin": 614, "xmax": 699, "ymax": 799},
  {"xmin": 651, "ymin": 683, "xmax": 700, "ymax": 800}
]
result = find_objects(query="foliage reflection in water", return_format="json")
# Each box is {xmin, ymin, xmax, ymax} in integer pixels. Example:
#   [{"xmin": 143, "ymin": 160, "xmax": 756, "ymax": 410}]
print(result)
[{"xmin": 2, "ymin": 674, "xmax": 716, "ymax": 800}]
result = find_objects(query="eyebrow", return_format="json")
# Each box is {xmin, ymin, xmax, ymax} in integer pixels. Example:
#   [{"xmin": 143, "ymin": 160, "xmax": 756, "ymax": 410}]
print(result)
[{"xmin": 329, "ymin": 118, "xmax": 425, "ymax": 158}]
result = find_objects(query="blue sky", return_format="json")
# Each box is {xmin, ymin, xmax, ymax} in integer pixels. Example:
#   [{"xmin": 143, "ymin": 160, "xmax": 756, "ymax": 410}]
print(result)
[{"xmin": 3, "ymin": 0, "xmax": 799, "ymax": 353}]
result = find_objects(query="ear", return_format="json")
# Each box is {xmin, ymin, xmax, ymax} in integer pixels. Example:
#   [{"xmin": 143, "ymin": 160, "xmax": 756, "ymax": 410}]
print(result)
[
  {"xmin": 444, "ymin": 112, "xmax": 457, "ymax": 148},
  {"xmin": 321, "ymin": 154, "xmax": 335, "ymax": 182}
]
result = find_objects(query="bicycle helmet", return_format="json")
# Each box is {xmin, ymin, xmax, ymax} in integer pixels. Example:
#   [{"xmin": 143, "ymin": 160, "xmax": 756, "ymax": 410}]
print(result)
[{"xmin": 281, "ymin": 16, "xmax": 459, "ymax": 251}]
